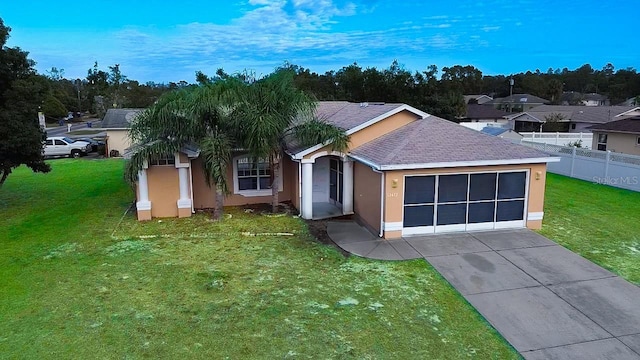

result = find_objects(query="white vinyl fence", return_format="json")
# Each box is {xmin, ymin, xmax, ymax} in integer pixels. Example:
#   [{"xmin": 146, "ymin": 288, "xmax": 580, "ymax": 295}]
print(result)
[
  {"xmin": 521, "ymin": 141, "xmax": 640, "ymax": 192},
  {"xmin": 520, "ymin": 132, "xmax": 594, "ymax": 149}
]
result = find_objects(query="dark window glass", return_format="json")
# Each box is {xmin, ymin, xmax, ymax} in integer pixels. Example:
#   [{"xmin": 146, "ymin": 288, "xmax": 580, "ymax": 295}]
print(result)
[
  {"xmin": 238, "ymin": 177, "xmax": 257, "ymax": 191},
  {"xmin": 497, "ymin": 200, "xmax": 525, "ymax": 221},
  {"xmin": 436, "ymin": 203, "xmax": 467, "ymax": 225},
  {"xmin": 54, "ymin": 140, "xmax": 65, "ymax": 145},
  {"xmin": 330, "ymin": 159, "xmax": 337, "ymax": 170},
  {"xmin": 329, "ymin": 169, "xmax": 338, "ymax": 201},
  {"xmin": 468, "ymin": 202, "xmax": 495, "ymax": 223},
  {"xmin": 438, "ymin": 174, "xmax": 468, "ymax": 203},
  {"xmin": 46, "ymin": 140, "xmax": 53, "ymax": 145},
  {"xmin": 403, "ymin": 205, "xmax": 434, "ymax": 227},
  {"xmin": 597, "ymin": 144, "xmax": 607, "ymax": 151},
  {"xmin": 497, "ymin": 172, "xmax": 526, "ymax": 199},
  {"xmin": 404, "ymin": 176, "xmax": 435, "ymax": 204},
  {"xmin": 338, "ymin": 172, "xmax": 344, "ymax": 203},
  {"xmin": 469, "ymin": 173, "xmax": 497, "ymax": 201},
  {"xmin": 259, "ymin": 177, "xmax": 271, "ymax": 190},
  {"xmin": 598, "ymin": 134, "xmax": 608, "ymax": 143}
]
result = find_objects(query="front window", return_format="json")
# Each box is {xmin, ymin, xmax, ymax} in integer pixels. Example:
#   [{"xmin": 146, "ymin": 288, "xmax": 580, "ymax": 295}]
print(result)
[
  {"xmin": 150, "ymin": 155, "xmax": 175, "ymax": 166},
  {"xmin": 636, "ymin": 136, "xmax": 640, "ymax": 146},
  {"xmin": 237, "ymin": 157, "xmax": 270, "ymax": 191},
  {"xmin": 597, "ymin": 134, "xmax": 608, "ymax": 151}
]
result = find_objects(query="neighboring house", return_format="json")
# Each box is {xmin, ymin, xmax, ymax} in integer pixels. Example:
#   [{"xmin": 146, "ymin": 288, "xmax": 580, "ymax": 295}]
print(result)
[
  {"xmin": 99, "ymin": 108, "xmax": 143, "ymax": 157},
  {"xmin": 460, "ymin": 104, "xmax": 510, "ymax": 123},
  {"xmin": 129, "ymin": 101, "xmax": 558, "ymax": 239},
  {"xmin": 618, "ymin": 97, "xmax": 640, "ymax": 106},
  {"xmin": 507, "ymin": 105, "xmax": 640, "ymax": 133},
  {"xmin": 463, "ymin": 94, "xmax": 493, "ymax": 105},
  {"xmin": 487, "ymin": 94, "xmax": 550, "ymax": 113},
  {"xmin": 589, "ymin": 116, "xmax": 640, "ymax": 155},
  {"xmin": 481, "ymin": 126, "xmax": 523, "ymax": 142},
  {"xmin": 561, "ymin": 92, "xmax": 609, "ymax": 106}
]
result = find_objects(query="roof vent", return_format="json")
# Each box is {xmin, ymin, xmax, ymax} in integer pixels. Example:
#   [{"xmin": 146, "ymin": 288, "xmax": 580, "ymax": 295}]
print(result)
[{"xmin": 360, "ymin": 102, "xmax": 369, "ymax": 108}]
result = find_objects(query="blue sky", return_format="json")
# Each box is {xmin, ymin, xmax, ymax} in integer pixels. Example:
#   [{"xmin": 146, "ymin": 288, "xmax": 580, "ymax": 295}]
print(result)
[{"xmin": 1, "ymin": 0, "xmax": 636, "ymax": 83}]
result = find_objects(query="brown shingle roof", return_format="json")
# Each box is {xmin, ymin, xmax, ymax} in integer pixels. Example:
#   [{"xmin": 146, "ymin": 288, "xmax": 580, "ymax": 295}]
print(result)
[
  {"xmin": 349, "ymin": 116, "xmax": 551, "ymax": 169},
  {"xmin": 464, "ymin": 104, "xmax": 510, "ymax": 120},
  {"xmin": 517, "ymin": 105, "xmax": 636, "ymax": 124},
  {"xmin": 589, "ymin": 116, "xmax": 640, "ymax": 134}
]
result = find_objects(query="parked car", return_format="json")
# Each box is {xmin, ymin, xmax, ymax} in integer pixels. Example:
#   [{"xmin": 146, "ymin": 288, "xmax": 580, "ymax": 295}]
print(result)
[
  {"xmin": 75, "ymin": 137, "xmax": 105, "ymax": 153},
  {"xmin": 44, "ymin": 137, "xmax": 92, "ymax": 158}
]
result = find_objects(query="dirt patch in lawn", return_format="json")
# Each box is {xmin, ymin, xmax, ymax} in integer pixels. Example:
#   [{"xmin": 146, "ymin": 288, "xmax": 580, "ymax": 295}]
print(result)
[{"xmin": 304, "ymin": 216, "xmax": 353, "ymax": 258}]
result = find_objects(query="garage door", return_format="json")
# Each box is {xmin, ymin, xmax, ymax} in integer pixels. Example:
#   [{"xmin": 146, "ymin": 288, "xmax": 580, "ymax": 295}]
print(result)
[{"xmin": 403, "ymin": 171, "xmax": 528, "ymax": 236}]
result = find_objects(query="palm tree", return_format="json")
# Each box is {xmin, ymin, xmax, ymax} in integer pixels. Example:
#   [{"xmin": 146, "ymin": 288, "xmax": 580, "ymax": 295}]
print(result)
[
  {"xmin": 125, "ymin": 80, "xmax": 239, "ymax": 219},
  {"xmin": 233, "ymin": 70, "xmax": 349, "ymax": 212}
]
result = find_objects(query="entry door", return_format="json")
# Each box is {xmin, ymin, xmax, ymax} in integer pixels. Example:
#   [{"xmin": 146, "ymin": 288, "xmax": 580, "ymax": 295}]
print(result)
[{"xmin": 329, "ymin": 159, "xmax": 343, "ymax": 205}]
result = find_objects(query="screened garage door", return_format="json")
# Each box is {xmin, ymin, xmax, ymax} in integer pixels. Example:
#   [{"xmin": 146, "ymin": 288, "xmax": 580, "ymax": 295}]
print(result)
[{"xmin": 403, "ymin": 171, "xmax": 528, "ymax": 236}]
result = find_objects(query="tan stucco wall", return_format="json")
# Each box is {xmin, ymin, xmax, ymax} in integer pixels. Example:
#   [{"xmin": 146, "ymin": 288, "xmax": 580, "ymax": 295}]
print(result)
[
  {"xmin": 382, "ymin": 163, "xmax": 548, "ymax": 238},
  {"xmin": 106, "ymin": 130, "xmax": 130, "ymax": 157},
  {"xmin": 353, "ymin": 162, "xmax": 382, "ymax": 234},
  {"xmin": 191, "ymin": 155, "xmax": 295, "ymax": 209},
  {"xmin": 592, "ymin": 132, "xmax": 640, "ymax": 156},
  {"xmin": 302, "ymin": 110, "xmax": 419, "ymax": 160},
  {"xmin": 146, "ymin": 165, "xmax": 181, "ymax": 218}
]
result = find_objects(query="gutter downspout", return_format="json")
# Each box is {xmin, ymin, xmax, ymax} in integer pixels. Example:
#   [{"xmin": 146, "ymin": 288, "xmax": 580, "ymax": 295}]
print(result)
[
  {"xmin": 189, "ymin": 160, "xmax": 195, "ymax": 213},
  {"xmin": 298, "ymin": 161, "xmax": 302, "ymax": 211},
  {"xmin": 372, "ymin": 167, "xmax": 384, "ymax": 238}
]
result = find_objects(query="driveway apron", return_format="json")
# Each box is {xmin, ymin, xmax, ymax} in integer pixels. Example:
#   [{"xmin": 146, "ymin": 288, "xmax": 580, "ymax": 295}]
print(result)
[{"xmin": 327, "ymin": 222, "xmax": 640, "ymax": 359}]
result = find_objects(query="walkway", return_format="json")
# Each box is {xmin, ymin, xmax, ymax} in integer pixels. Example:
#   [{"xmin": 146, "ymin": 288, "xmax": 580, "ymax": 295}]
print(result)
[{"xmin": 326, "ymin": 221, "xmax": 640, "ymax": 359}]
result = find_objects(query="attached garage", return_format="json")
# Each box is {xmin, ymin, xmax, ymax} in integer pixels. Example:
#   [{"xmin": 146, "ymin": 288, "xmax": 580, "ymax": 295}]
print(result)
[{"xmin": 402, "ymin": 171, "xmax": 528, "ymax": 236}]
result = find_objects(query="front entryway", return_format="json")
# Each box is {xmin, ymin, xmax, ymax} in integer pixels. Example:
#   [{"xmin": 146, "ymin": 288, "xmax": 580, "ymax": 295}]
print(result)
[
  {"xmin": 312, "ymin": 156, "xmax": 346, "ymax": 219},
  {"xmin": 403, "ymin": 171, "xmax": 528, "ymax": 236}
]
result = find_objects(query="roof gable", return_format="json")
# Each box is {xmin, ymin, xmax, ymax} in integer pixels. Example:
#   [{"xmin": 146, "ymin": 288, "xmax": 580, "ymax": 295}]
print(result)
[
  {"xmin": 349, "ymin": 116, "xmax": 553, "ymax": 169},
  {"xmin": 589, "ymin": 116, "xmax": 640, "ymax": 134},
  {"xmin": 288, "ymin": 102, "xmax": 428, "ymax": 158}
]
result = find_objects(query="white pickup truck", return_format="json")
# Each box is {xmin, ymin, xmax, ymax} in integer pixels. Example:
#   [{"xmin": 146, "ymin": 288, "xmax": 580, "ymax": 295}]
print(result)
[{"xmin": 44, "ymin": 137, "xmax": 92, "ymax": 158}]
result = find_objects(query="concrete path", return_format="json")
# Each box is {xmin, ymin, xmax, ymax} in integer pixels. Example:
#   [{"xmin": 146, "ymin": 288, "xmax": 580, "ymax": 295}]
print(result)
[{"xmin": 327, "ymin": 222, "xmax": 640, "ymax": 359}]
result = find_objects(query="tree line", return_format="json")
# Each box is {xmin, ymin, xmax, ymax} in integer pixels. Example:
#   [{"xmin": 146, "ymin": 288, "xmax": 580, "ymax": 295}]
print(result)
[{"xmin": 44, "ymin": 60, "xmax": 640, "ymax": 123}]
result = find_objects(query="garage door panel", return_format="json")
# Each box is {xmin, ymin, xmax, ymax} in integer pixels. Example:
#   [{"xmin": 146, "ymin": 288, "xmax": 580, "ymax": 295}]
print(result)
[
  {"xmin": 468, "ymin": 202, "xmax": 495, "ymax": 223},
  {"xmin": 498, "ymin": 172, "xmax": 526, "ymax": 199},
  {"xmin": 404, "ymin": 205, "xmax": 434, "ymax": 227},
  {"xmin": 497, "ymin": 200, "xmax": 525, "ymax": 222},
  {"xmin": 436, "ymin": 203, "xmax": 467, "ymax": 225},
  {"xmin": 469, "ymin": 173, "xmax": 497, "ymax": 201},
  {"xmin": 438, "ymin": 174, "xmax": 468, "ymax": 203},
  {"xmin": 404, "ymin": 176, "xmax": 435, "ymax": 204}
]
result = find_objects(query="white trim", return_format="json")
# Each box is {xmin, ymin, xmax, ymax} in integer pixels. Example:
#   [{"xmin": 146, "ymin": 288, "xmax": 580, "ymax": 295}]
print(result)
[
  {"xmin": 402, "ymin": 226, "xmax": 435, "ymax": 236},
  {"xmin": 527, "ymin": 211, "xmax": 544, "ymax": 221},
  {"xmin": 301, "ymin": 162, "xmax": 313, "ymax": 219},
  {"xmin": 506, "ymin": 112, "xmax": 543, "ymax": 122},
  {"xmin": 292, "ymin": 104, "xmax": 429, "ymax": 160},
  {"xmin": 232, "ymin": 154, "xmax": 282, "ymax": 196},
  {"xmin": 174, "ymin": 153, "xmax": 190, "ymax": 168},
  {"xmin": 615, "ymin": 107, "xmax": 640, "ymax": 117},
  {"xmin": 383, "ymin": 221, "xmax": 403, "ymax": 232},
  {"xmin": 466, "ymin": 222, "xmax": 496, "ymax": 231},
  {"xmin": 188, "ymin": 160, "xmax": 194, "ymax": 213},
  {"xmin": 379, "ymin": 171, "xmax": 385, "ymax": 237},
  {"xmin": 301, "ymin": 158, "xmax": 315, "ymax": 164},
  {"xmin": 435, "ymin": 224, "xmax": 467, "ymax": 233},
  {"xmin": 136, "ymin": 200, "xmax": 151, "ymax": 211},
  {"xmin": 494, "ymin": 220, "xmax": 526, "ymax": 229},
  {"xmin": 177, "ymin": 199, "xmax": 192, "ymax": 209},
  {"xmin": 349, "ymin": 154, "xmax": 560, "ymax": 171},
  {"xmin": 309, "ymin": 150, "xmax": 347, "ymax": 162}
]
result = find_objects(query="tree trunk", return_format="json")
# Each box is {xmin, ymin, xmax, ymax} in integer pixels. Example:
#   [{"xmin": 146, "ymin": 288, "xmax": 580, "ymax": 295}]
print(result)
[
  {"xmin": 0, "ymin": 168, "xmax": 10, "ymax": 187},
  {"xmin": 271, "ymin": 155, "xmax": 281, "ymax": 213},
  {"xmin": 212, "ymin": 186, "xmax": 224, "ymax": 220}
]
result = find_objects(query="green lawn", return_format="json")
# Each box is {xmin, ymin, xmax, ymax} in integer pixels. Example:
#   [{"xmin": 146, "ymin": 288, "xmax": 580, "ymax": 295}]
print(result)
[
  {"xmin": 0, "ymin": 159, "xmax": 518, "ymax": 359},
  {"xmin": 539, "ymin": 173, "xmax": 640, "ymax": 285}
]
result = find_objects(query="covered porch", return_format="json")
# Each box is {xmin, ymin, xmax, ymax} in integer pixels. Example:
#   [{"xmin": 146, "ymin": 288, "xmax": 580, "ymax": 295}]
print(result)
[{"xmin": 299, "ymin": 152, "xmax": 354, "ymax": 220}]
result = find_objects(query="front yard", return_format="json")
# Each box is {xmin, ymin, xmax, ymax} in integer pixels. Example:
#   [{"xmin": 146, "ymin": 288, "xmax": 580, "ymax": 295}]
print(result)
[
  {"xmin": 0, "ymin": 160, "xmax": 517, "ymax": 359},
  {"xmin": 540, "ymin": 173, "xmax": 640, "ymax": 285}
]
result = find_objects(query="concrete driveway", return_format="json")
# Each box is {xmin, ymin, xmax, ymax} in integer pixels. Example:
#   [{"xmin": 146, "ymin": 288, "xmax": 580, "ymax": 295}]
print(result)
[{"xmin": 327, "ymin": 223, "xmax": 640, "ymax": 359}]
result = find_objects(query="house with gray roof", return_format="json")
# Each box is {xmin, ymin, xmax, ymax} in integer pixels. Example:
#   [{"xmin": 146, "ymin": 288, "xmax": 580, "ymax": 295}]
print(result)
[
  {"xmin": 99, "ymin": 108, "xmax": 143, "ymax": 157},
  {"xmin": 487, "ymin": 94, "xmax": 550, "ymax": 113},
  {"xmin": 131, "ymin": 101, "xmax": 558, "ymax": 239},
  {"xmin": 506, "ymin": 105, "xmax": 640, "ymax": 133},
  {"xmin": 589, "ymin": 116, "xmax": 640, "ymax": 155}
]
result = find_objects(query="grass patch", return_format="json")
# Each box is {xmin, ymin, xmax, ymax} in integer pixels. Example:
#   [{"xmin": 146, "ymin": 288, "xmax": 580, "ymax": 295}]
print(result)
[
  {"xmin": 539, "ymin": 173, "xmax": 640, "ymax": 284},
  {"xmin": 0, "ymin": 159, "xmax": 518, "ymax": 358}
]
